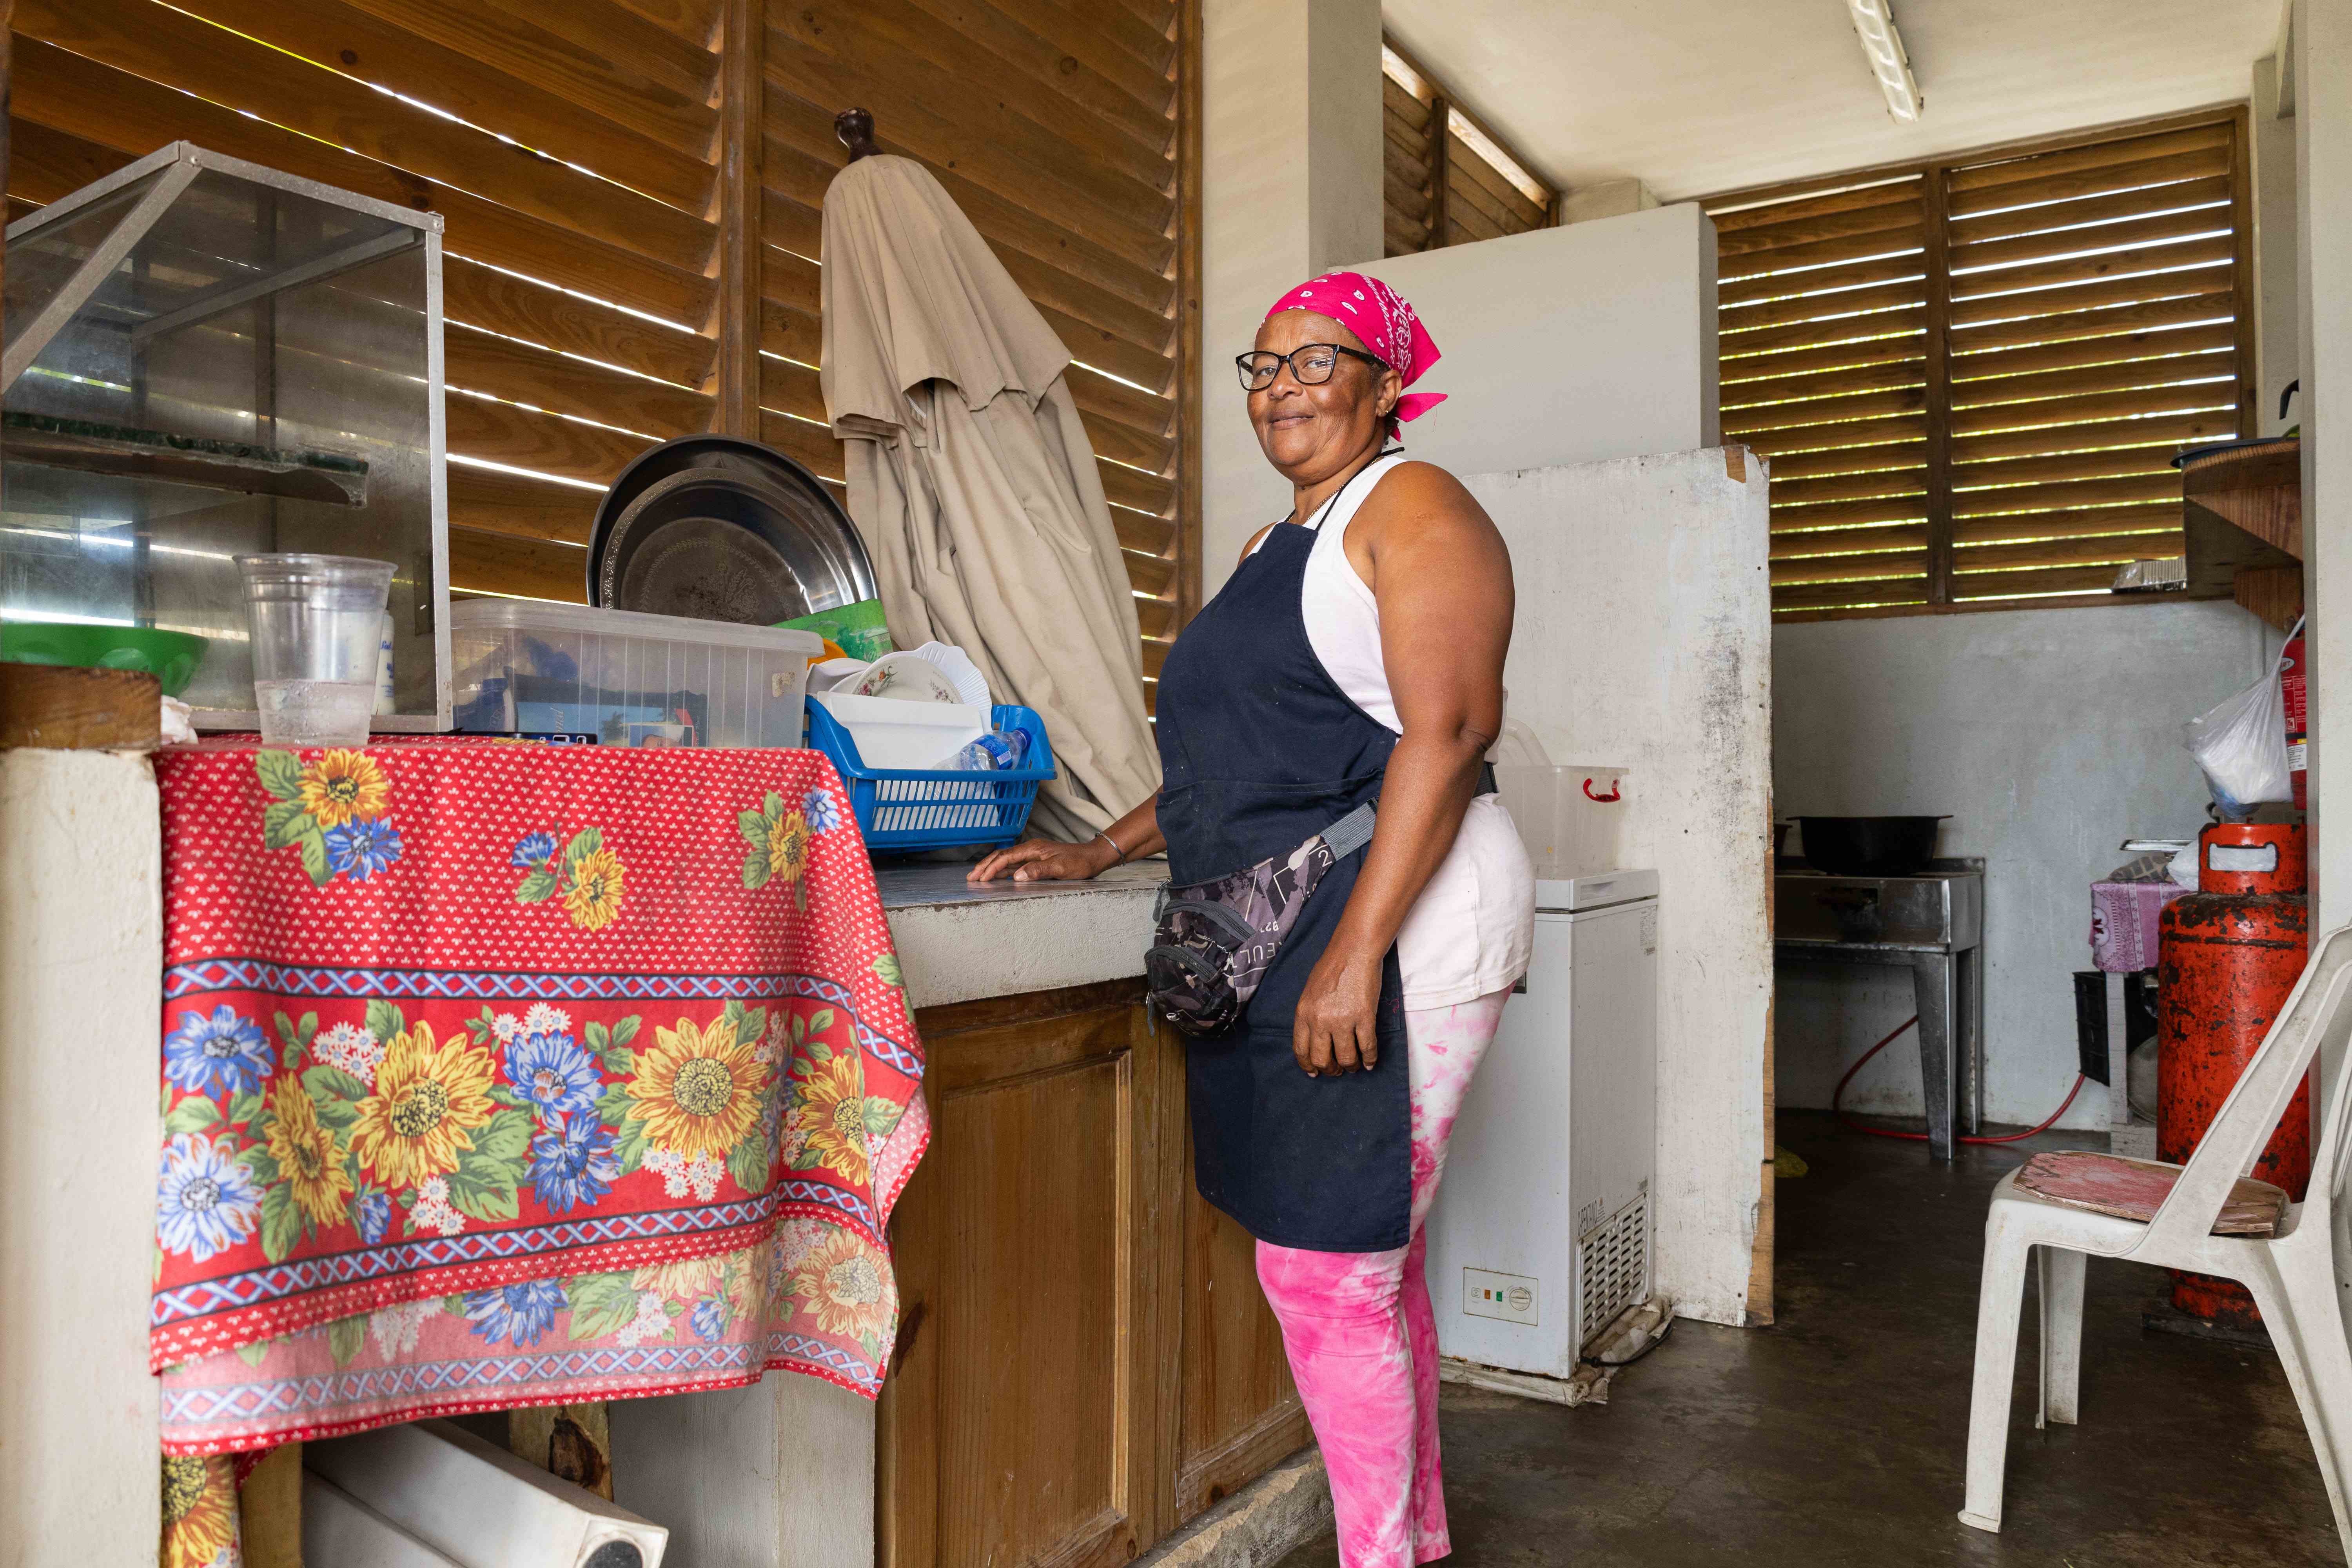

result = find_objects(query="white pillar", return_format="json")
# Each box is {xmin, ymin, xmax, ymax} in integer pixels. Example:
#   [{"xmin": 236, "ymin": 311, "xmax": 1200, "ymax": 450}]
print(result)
[
  {"xmin": 2300, "ymin": 0, "xmax": 2352, "ymax": 943},
  {"xmin": 0, "ymin": 750, "xmax": 162, "ymax": 1566},
  {"xmin": 1201, "ymin": 0, "xmax": 1384, "ymax": 590},
  {"xmin": 2254, "ymin": 51, "xmax": 2301, "ymax": 436}
]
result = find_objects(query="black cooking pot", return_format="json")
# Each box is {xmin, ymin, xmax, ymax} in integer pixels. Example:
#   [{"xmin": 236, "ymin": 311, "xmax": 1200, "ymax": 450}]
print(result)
[{"xmin": 1796, "ymin": 816, "xmax": 1948, "ymax": 877}]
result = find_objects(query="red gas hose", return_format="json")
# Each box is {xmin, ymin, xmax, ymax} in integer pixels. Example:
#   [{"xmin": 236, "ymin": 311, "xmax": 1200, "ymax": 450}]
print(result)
[{"xmin": 1830, "ymin": 1014, "xmax": 2088, "ymax": 1145}]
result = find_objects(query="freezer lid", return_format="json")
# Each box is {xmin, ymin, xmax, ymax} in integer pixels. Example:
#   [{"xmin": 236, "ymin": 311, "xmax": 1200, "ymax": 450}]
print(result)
[{"xmin": 1533, "ymin": 868, "xmax": 1658, "ymax": 911}]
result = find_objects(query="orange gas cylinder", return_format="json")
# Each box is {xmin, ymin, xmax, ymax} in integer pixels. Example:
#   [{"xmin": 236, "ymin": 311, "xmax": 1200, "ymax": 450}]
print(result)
[{"xmin": 2157, "ymin": 822, "xmax": 2310, "ymax": 1326}]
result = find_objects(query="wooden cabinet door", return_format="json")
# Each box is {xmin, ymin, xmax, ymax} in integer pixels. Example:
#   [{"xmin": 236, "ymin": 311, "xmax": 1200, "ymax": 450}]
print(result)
[
  {"xmin": 880, "ymin": 981, "xmax": 1180, "ymax": 1568},
  {"xmin": 1174, "ymin": 1133, "xmax": 1308, "ymax": 1521}
]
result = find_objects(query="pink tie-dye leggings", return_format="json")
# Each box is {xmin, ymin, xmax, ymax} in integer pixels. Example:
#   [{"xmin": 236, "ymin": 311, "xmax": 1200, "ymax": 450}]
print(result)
[{"xmin": 1254, "ymin": 986, "xmax": 1513, "ymax": 1568}]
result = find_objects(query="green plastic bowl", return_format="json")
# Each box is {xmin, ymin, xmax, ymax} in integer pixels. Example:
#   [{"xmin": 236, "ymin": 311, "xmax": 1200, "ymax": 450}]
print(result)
[{"xmin": 0, "ymin": 621, "xmax": 211, "ymax": 696}]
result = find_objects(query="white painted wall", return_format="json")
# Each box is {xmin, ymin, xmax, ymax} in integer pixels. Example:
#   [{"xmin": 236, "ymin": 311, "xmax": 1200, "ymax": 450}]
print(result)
[
  {"xmin": 0, "ymin": 750, "xmax": 162, "ymax": 1567},
  {"xmin": 1356, "ymin": 204, "xmax": 1719, "ymax": 488},
  {"xmin": 1466, "ymin": 449, "xmax": 1773, "ymax": 1330},
  {"xmin": 1773, "ymin": 602, "xmax": 2277, "ymax": 1128},
  {"xmin": 1202, "ymin": 89, "xmax": 1719, "ymax": 594},
  {"xmin": 1201, "ymin": 0, "xmax": 1382, "ymax": 593}
]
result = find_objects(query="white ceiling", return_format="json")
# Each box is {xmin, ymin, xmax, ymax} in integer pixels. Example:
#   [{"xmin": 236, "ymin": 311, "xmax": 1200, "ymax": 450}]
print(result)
[{"xmin": 1381, "ymin": 0, "xmax": 2281, "ymax": 202}]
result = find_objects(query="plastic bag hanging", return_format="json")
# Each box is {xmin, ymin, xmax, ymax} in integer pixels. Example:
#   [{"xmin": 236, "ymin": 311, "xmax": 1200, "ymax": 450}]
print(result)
[{"xmin": 2183, "ymin": 656, "xmax": 2294, "ymax": 819}]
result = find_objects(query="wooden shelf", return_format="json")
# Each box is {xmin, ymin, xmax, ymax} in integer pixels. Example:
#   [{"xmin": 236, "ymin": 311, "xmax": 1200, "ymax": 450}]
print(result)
[{"xmin": 2180, "ymin": 437, "xmax": 2301, "ymax": 630}]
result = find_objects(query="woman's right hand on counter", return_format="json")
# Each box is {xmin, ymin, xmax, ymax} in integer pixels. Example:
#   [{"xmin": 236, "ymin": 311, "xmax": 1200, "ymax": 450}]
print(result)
[
  {"xmin": 969, "ymin": 796, "xmax": 1163, "ymax": 883},
  {"xmin": 967, "ymin": 835, "xmax": 1119, "ymax": 883}
]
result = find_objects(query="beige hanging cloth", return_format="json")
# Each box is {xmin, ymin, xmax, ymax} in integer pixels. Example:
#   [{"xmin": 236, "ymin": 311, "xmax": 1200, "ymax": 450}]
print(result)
[{"xmin": 819, "ymin": 154, "xmax": 1160, "ymax": 840}]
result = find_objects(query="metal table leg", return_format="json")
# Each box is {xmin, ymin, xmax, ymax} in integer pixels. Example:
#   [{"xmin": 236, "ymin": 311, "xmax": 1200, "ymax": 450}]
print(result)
[
  {"xmin": 1960, "ymin": 943, "xmax": 1985, "ymax": 1134},
  {"xmin": 2106, "ymin": 971, "xmax": 2131, "ymax": 1135},
  {"xmin": 1913, "ymin": 952, "xmax": 1958, "ymax": 1161}
]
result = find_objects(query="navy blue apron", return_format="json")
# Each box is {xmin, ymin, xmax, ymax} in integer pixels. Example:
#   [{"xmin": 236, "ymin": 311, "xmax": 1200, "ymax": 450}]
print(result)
[{"xmin": 1154, "ymin": 458, "xmax": 1411, "ymax": 1253}]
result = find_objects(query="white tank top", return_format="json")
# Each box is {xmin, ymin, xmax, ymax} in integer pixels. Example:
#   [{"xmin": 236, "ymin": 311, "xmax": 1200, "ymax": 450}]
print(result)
[{"xmin": 1253, "ymin": 455, "xmax": 1535, "ymax": 1008}]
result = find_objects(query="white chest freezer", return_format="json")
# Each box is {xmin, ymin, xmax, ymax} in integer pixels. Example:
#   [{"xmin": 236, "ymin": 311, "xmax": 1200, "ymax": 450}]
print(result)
[{"xmin": 1426, "ymin": 869, "xmax": 1659, "ymax": 1385}]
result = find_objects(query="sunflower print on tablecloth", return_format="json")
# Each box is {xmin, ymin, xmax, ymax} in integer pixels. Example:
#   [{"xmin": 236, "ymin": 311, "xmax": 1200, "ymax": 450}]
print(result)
[
  {"xmin": 596, "ymin": 1003, "xmax": 779, "ymax": 1199},
  {"xmin": 152, "ymin": 744, "xmax": 925, "ymax": 1458},
  {"xmin": 774, "ymin": 1006, "xmax": 904, "ymax": 1187},
  {"xmin": 787, "ymin": 1050, "xmax": 871, "ymax": 1186},
  {"xmin": 349, "ymin": 1019, "xmax": 497, "ymax": 1189},
  {"xmin": 255, "ymin": 749, "xmax": 403, "ymax": 888},
  {"xmin": 297, "ymin": 749, "xmax": 388, "ymax": 826},
  {"xmin": 788, "ymin": 1223, "xmax": 895, "ymax": 1353},
  {"xmin": 263, "ymin": 1075, "xmax": 352, "ymax": 1230},
  {"xmin": 510, "ymin": 828, "xmax": 628, "ymax": 931},
  {"xmin": 739, "ymin": 790, "xmax": 815, "ymax": 910},
  {"xmin": 160, "ymin": 1452, "xmax": 238, "ymax": 1568},
  {"xmin": 623, "ymin": 1016, "xmax": 766, "ymax": 1159}
]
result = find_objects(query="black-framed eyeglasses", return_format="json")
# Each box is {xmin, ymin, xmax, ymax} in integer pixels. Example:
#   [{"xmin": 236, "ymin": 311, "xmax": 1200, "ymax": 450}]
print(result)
[{"xmin": 1235, "ymin": 342, "xmax": 1386, "ymax": 392}]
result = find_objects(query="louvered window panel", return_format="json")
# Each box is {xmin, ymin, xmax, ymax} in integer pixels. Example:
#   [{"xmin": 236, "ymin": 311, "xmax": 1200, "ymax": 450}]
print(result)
[
  {"xmin": 1382, "ymin": 38, "xmax": 1554, "ymax": 257},
  {"xmin": 1706, "ymin": 112, "xmax": 2252, "ymax": 620},
  {"xmin": 1715, "ymin": 174, "xmax": 1934, "ymax": 614}
]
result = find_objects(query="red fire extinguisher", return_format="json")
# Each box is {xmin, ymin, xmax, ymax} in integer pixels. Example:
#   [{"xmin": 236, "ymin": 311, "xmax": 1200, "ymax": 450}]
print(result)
[
  {"xmin": 2282, "ymin": 616, "xmax": 2307, "ymax": 811},
  {"xmin": 2157, "ymin": 822, "xmax": 2310, "ymax": 1327}
]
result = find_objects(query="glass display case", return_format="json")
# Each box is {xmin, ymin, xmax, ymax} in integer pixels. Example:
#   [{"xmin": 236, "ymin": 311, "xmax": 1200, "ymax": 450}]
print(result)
[{"xmin": 2, "ymin": 142, "xmax": 449, "ymax": 727}]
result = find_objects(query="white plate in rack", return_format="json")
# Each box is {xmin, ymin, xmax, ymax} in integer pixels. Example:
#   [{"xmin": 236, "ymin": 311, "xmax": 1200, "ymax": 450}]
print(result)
[
  {"xmin": 909, "ymin": 641, "xmax": 992, "ymax": 708},
  {"xmin": 847, "ymin": 652, "xmax": 964, "ymax": 704}
]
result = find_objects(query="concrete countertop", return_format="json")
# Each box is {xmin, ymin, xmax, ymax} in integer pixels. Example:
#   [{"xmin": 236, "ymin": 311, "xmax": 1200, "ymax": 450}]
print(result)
[{"xmin": 875, "ymin": 860, "xmax": 1165, "ymax": 1010}]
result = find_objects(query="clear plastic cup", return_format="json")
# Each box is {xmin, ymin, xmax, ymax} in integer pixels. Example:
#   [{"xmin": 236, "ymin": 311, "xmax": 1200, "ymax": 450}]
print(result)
[{"xmin": 234, "ymin": 554, "xmax": 398, "ymax": 747}]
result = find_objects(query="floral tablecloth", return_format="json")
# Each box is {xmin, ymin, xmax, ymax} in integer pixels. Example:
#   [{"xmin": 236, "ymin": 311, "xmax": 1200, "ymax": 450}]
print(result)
[{"xmin": 149, "ymin": 740, "xmax": 926, "ymax": 1484}]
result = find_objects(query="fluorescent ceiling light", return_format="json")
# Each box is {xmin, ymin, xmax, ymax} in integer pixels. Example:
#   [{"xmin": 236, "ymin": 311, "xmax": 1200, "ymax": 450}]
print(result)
[{"xmin": 1846, "ymin": 0, "xmax": 1924, "ymax": 123}]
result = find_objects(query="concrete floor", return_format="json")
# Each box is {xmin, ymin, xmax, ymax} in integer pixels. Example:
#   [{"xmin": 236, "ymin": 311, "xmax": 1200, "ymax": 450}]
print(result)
[{"xmin": 1274, "ymin": 1109, "xmax": 2342, "ymax": 1567}]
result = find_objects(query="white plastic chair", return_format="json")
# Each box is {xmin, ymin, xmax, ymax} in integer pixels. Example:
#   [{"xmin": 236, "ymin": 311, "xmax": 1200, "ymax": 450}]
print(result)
[{"xmin": 1958, "ymin": 926, "xmax": 2352, "ymax": 1554}]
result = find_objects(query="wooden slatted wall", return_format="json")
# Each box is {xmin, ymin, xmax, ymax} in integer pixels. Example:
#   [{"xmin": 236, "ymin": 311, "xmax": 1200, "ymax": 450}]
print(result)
[
  {"xmin": 1707, "ymin": 109, "xmax": 2253, "ymax": 619},
  {"xmin": 8, "ymin": 0, "xmax": 1198, "ymax": 697},
  {"xmin": 1381, "ymin": 39, "xmax": 1553, "ymax": 257}
]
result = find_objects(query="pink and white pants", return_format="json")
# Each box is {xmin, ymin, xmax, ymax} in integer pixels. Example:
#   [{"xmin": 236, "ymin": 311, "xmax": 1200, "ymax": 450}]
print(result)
[{"xmin": 1254, "ymin": 987, "xmax": 1512, "ymax": 1568}]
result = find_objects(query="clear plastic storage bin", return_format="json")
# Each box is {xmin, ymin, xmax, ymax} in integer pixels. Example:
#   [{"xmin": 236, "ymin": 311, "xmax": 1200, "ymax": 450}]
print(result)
[
  {"xmin": 449, "ymin": 601, "xmax": 821, "ymax": 747},
  {"xmin": 1495, "ymin": 764, "xmax": 1630, "ymax": 877}
]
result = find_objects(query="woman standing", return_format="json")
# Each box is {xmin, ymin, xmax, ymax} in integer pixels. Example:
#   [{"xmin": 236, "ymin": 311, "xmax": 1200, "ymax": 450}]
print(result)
[{"xmin": 971, "ymin": 272, "xmax": 1533, "ymax": 1566}]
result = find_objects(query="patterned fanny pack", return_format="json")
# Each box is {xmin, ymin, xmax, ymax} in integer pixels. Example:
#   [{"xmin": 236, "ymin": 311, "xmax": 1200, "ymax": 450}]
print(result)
[{"xmin": 1145, "ymin": 804, "xmax": 1378, "ymax": 1037}]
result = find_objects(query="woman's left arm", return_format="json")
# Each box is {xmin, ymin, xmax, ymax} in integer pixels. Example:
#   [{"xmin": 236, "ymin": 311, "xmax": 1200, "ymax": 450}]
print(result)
[{"xmin": 1292, "ymin": 464, "xmax": 1514, "ymax": 1076}]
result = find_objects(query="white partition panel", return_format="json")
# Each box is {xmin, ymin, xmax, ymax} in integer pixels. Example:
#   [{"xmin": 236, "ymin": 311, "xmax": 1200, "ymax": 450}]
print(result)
[{"xmin": 1466, "ymin": 448, "xmax": 1773, "ymax": 1328}]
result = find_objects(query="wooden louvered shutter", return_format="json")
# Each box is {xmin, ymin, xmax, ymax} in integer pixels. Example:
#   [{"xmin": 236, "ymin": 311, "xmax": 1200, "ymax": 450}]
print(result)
[
  {"xmin": 11, "ymin": 0, "xmax": 1199, "ymax": 701},
  {"xmin": 1707, "ymin": 110, "xmax": 2252, "ymax": 620},
  {"xmin": 1945, "ymin": 119, "xmax": 2250, "ymax": 606},
  {"xmin": 1383, "ymin": 71, "xmax": 1441, "ymax": 258},
  {"xmin": 1381, "ymin": 39, "xmax": 1553, "ymax": 257},
  {"xmin": 1713, "ymin": 174, "xmax": 1933, "ymax": 613}
]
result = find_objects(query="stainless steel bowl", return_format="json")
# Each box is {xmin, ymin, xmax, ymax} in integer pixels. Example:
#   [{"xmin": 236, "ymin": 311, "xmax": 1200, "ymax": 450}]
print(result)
[{"xmin": 588, "ymin": 436, "xmax": 876, "ymax": 624}]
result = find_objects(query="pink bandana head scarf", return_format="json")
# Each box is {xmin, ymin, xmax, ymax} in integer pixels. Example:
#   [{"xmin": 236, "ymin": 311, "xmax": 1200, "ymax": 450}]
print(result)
[{"xmin": 1263, "ymin": 271, "xmax": 1445, "ymax": 425}]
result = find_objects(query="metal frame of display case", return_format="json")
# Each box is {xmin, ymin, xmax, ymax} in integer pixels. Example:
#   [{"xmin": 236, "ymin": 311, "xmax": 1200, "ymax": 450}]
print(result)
[{"xmin": 3, "ymin": 142, "xmax": 452, "ymax": 730}]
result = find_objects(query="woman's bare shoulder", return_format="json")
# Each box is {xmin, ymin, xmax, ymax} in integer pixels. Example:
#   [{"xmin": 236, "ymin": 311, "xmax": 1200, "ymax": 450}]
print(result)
[
  {"xmin": 1380, "ymin": 459, "xmax": 1476, "ymax": 503},
  {"xmin": 1366, "ymin": 459, "xmax": 1497, "ymax": 538},
  {"xmin": 1236, "ymin": 520, "xmax": 1278, "ymax": 568}
]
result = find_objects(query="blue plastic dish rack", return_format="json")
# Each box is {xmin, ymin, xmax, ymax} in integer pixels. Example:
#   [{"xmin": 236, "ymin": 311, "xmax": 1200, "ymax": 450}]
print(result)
[{"xmin": 804, "ymin": 701, "xmax": 1056, "ymax": 852}]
